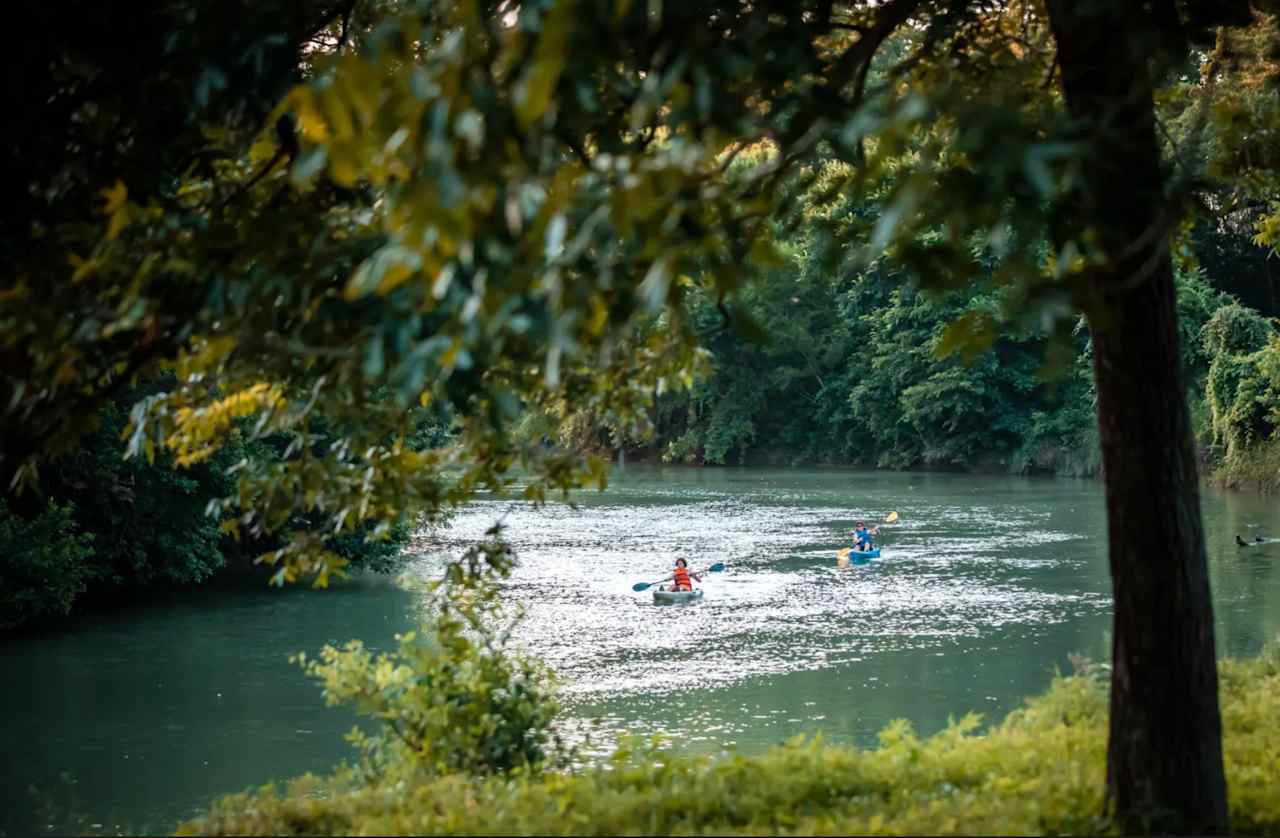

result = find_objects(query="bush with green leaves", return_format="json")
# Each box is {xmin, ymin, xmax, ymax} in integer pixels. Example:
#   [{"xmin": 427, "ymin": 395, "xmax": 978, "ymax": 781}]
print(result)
[
  {"xmin": 182, "ymin": 645, "xmax": 1280, "ymax": 836},
  {"xmin": 0, "ymin": 500, "xmax": 95, "ymax": 630},
  {"xmin": 295, "ymin": 537, "xmax": 569, "ymax": 783},
  {"xmin": 1205, "ymin": 304, "xmax": 1275, "ymax": 362}
]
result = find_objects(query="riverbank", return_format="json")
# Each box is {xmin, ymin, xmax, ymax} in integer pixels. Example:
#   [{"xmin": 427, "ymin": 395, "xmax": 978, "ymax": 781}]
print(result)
[
  {"xmin": 615, "ymin": 443, "xmax": 1101, "ymax": 476},
  {"xmin": 184, "ymin": 648, "xmax": 1280, "ymax": 836},
  {"xmin": 1209, "ymin": 440, "xmax": 1280, "ymax": 495},
  {"xmin": 614, "ymin": 439, "xmax": 1280, "ymax": 490}
]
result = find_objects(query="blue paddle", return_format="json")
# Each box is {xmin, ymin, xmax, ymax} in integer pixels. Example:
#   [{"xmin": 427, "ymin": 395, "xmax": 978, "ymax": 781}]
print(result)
[{"xmin": 633, "ymin": 562, "xmax": 725, "ymax": 592}]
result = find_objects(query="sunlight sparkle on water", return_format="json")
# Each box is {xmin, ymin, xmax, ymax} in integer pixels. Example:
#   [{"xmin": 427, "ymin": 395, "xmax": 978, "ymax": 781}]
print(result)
[{"xmin": 404, "ymin": 472, "xmax": 1110, "ymax": 709}]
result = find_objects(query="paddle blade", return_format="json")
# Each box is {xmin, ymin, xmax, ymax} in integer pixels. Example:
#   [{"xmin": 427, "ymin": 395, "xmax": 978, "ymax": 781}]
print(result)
[
  {"xmin": 837, "ymin": 556, "xmax": 850, "ymax": 569},
  {"xmin": 632, "ymin": 582, "xmax": 652, "ymax": 592},
  {"xmin": 836, "ymin": 547, "xmax": 851, "ymax": 559},
  {"xmin": 885, "ymin": 511, "xmax": 899, "ymax": 523},
  {"xmin": 707, "ymin": 562, "xmax": 725, "ymax": 573}
]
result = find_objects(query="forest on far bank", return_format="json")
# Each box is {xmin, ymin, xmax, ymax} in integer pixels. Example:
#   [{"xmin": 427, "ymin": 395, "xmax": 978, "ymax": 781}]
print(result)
[{"xmin": 561, "ymin": 206, "xmax": 1279, "ymax": 480}]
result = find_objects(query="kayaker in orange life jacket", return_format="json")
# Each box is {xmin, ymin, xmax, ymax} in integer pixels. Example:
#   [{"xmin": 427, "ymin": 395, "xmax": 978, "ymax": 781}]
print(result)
[{"xmin": 665, "ymin": 557, "xmax": 702, "ymax": 592}]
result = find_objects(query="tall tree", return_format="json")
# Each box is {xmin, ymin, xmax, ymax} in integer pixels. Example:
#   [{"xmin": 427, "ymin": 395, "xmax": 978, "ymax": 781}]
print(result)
[{"xmin": 1041, "ymin": 1, "xmax": 1230, "ymax": 830}]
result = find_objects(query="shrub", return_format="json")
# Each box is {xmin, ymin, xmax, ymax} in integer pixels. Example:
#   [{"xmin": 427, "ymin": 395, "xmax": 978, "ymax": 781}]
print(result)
[
  {"xmin": 1203, "ymin": 304, "xmax": 1275, "ymax": 359},
  {"xmin": 294, "ymin": 538, "xmax": 569, "ymax": 784},
  {"xmin": 0, "ymin": 500, "xmax": 95, "ymax": 630},
  {"xmin": 325, "ymin": 520, "xmax": 414, "ymax": 574},
  {"xmin": 1, "ymin": 377, "xmax": 433, "ymax": 631}
]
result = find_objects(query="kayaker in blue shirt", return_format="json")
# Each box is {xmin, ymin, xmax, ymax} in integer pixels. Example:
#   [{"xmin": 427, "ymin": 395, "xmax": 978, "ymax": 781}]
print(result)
[{"xmin": 852, "ymin": 521, "xmax": 879, "ymax": 551}]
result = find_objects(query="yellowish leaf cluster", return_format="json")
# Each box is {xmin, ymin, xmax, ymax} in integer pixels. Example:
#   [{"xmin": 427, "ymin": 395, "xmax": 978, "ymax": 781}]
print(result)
[{"xmin": 167, "ymin": 383, "xmax": 284, "ymax": 467}]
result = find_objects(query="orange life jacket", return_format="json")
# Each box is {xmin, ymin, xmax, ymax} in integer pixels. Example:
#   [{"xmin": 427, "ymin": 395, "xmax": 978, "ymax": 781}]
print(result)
[{"xmin": 672, "ymin": 566, "xmax": 692, "ymax": 590}]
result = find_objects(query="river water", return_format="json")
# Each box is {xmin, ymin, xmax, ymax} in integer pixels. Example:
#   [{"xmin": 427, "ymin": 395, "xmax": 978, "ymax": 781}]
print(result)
[{"xmin": 3, "ymin": 467, "xmax": 1279, "ymax": 834}]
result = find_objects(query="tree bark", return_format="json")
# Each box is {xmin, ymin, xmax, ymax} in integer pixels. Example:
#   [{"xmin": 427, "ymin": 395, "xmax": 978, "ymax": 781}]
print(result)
[{"xmin": 1043, "ymin": 1, "xmax": 1228, "ymax": 832}]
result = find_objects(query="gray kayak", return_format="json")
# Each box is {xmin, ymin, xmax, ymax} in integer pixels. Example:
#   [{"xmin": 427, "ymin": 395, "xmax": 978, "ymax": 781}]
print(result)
[{"xmin": 653, "ymin": 588, "xmax": 704, "ymax": 605}]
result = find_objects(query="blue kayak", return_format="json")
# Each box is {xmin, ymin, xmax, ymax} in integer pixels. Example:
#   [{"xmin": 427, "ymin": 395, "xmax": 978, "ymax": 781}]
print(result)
[{"xmin": 838, "ymin": 547, "xmax": 880, "ymax": 565}]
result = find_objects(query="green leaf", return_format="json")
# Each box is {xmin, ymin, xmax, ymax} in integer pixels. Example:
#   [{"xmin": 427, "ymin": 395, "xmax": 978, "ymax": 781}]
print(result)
[{"xmin": 513, "ymin": 1, "xmax": 577, "ymax": 129}]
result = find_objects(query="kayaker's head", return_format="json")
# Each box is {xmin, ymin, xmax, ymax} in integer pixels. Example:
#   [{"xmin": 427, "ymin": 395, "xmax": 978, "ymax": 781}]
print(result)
[
  {"xmin": 855, "ymin": 520, "xmax": 866, "ymax": 529},
  {"xmin": 674, "ymin": 557, "xmax": 688, "ymax": 568}
]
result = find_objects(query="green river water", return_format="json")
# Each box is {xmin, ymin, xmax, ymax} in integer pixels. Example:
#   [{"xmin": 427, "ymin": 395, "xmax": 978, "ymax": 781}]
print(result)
[{"xmin": 3, "ymin": 467, "xmax": 1280, "ymax": 834}]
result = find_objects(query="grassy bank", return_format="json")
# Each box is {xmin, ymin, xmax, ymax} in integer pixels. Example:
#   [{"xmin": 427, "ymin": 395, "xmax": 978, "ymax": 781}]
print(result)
[{"xmin": 182, "ymin": 649, "xmax": 1280, "ymax": 836}]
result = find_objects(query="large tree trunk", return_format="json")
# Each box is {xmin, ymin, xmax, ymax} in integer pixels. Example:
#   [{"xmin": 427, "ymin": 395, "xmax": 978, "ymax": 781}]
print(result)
[{"xmin": 1043, "ymin": 1, "xmax": 1228, "ymax": 833}]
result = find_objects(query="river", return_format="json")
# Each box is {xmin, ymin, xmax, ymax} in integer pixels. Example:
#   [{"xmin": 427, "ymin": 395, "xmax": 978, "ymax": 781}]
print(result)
[{"xmin": 3, "ymin": 467, "xmax": 1279, "ymax": 834}]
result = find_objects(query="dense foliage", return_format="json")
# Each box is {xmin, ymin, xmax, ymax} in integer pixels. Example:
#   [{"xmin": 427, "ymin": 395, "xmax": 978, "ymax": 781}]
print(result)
[
  {"xmin": 642, "ymin": 229, "xmax": 1242, "ymax": 475},
  {"xmin": 2, "ymin": 0, "xmax": 1272, "ymax": 561},
  {"xmin": 4, "ymin": 0, "xmax": 1263, "ymax": 580},
  {"xmin": 0, "ymin": 500, "xmax": 95, "ymax": 630},
  {"xmin": 0, "ymin": 384, "xmax": 237, "ymax": 629},
  {"xmin": 0, "ymin": 383, "xmax": 430, "ymax": 630},
  {"xmin": 182, "ymin": 648, "xmax": 1280, "ymax": 836}
]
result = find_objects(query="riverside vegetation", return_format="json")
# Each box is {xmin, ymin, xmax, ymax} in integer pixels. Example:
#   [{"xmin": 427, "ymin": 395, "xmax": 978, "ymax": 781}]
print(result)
[
  {"xmin": 0, "ymin": 384, "xmax": 447, "ymax": 631},
  {"xmin": 183, "ymin": 665, "xmax": 1280, "ymax": 836}
]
